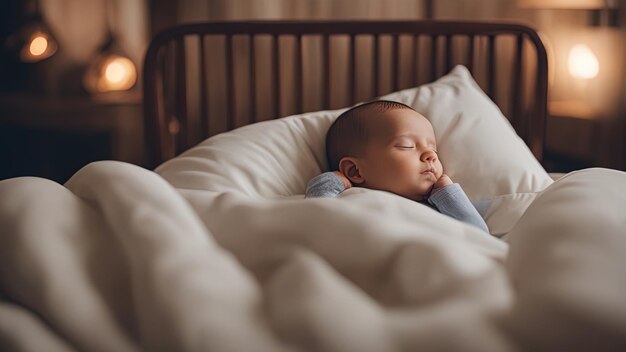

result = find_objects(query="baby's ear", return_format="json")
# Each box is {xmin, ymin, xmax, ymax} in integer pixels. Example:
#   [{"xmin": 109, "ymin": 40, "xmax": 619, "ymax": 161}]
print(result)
[{"xmin": 338, "ymin": 157, "xmax": 365, "ymax": 185}]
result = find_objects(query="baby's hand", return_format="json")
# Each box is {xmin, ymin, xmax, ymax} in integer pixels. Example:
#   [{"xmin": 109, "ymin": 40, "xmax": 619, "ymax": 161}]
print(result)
[
  {"xmin": 432, "ymin": 174, "xmax": 453, "ymax": 192},
  {"xmin": 333, "ymin": 171, "xmax": 352, "ymax": 190}
]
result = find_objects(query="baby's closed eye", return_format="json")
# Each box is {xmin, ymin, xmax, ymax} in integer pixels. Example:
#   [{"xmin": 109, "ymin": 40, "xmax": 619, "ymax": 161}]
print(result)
[{"xmin": 394, "ymin": 145, "xmax": 438, "ymax": 154}]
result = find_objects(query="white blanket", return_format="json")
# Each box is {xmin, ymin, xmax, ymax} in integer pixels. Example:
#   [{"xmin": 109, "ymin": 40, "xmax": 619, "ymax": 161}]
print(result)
[{"xmin": 1, "ymin": 161, "xmax": 625, "ymax": 351}]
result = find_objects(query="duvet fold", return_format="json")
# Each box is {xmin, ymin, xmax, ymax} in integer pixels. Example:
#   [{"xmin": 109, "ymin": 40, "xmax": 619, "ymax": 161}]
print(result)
[{"xmin": 0, "ymin": 162, "xmax": 625, "ymax": 351}]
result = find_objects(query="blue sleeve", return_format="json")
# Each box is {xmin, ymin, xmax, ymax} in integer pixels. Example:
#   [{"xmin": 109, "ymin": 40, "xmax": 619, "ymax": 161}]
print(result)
[
  {"xmin": 427, "ymin": 183, "xmax": 490, "ymax": 233},
  {"xmin": 305, "ymin": 172, "xmax": 346, "ymax": 198}
]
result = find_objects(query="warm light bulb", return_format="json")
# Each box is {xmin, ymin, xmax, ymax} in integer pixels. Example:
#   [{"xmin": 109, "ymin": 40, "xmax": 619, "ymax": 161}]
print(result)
[
  {"xmin": 568, "ymin": 44, "xmax": 599, "ymax": 79},
  {"xmin": 105, "ymin": 60, "xmax": 127, "ymax": 83},
  {"xmin": 29, "ymin": 35, "xmax": 48, "ymax": 56},
  {"xmin": 87, "ymin": 55, "xmax": 137, "ymax": 92},
  {"xmin": 84, "ymin": 47, "xmax": 137, "ymax": 93},
  {"xmin": 18, "ymin": 30, "xmax": 57, "ymax": 63}
]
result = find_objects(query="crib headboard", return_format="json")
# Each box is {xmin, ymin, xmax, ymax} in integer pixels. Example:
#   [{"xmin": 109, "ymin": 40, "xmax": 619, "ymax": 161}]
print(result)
[{"xmin": 143, "ymin": 20, "xmax": 548, "ymax": 169}]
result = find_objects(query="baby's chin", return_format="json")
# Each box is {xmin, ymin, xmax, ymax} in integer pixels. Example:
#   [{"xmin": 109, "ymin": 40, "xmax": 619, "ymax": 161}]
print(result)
[
  {"xmin": 405, "ymin": 189, "xmax": 431, "ymax": 202},
  {"xmin": 415, "ymin": 185, "xmax": 436, "ymax": 202},
  {"xmin": 387, "ymin": 184, "xmax": 434, "ymax": 202}
]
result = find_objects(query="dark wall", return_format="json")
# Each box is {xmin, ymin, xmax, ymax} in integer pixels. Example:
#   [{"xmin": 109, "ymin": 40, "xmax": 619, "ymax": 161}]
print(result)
[{"xmin": 0, "ymin": 1, "xmax": 32, "ymax": 92}]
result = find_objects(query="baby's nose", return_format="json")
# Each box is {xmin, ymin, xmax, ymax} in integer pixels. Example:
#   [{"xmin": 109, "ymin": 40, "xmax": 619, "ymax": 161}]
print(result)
[{"xmin": 422, "ymin": 150, "xmax": 437, "ymax": 162}]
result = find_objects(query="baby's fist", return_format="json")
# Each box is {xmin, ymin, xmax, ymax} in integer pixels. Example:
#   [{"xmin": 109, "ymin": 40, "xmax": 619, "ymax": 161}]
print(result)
[
  {"xmin": 433, "ymin": 174, "xmax": 453, "ymax": 191},
  {"xmin": 333, "ymin": 171, "xmax": 352, "ymax": 190}
]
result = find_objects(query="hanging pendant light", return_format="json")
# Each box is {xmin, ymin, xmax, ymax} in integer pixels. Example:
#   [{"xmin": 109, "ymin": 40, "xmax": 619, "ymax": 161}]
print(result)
[
  {"xmin": 5, "ymin": 0, "xmax": 58, "ymax": 63},
  {"xmin": 83, "ymin": 33, "xmax": 137, "ymax": 93},
  {"xmin": 83, "ymin": 0, "xmax": 137, "ymax": 94}
]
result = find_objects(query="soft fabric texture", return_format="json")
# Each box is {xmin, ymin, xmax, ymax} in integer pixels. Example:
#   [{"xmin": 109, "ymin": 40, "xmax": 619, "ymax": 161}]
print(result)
[
  {"xmin": 1, "ymin": 162, "xmax": 625, "ymax": 351},
  {"xmin": 482, "ymin": 192, "xmax": 540, "ymax": 238},
  {"xmin": 305, "ymin": 172, "xmax": 347, "ymax": 198},
  {"xmin": 427, "ymin": 183, "xmax": 490, "ymax": 233}
]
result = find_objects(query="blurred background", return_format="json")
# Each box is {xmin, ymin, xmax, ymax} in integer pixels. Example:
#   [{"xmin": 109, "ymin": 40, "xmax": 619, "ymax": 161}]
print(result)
[{"xmin": 1, "ymin": 0, "xmax": 625, "ymax": 183}]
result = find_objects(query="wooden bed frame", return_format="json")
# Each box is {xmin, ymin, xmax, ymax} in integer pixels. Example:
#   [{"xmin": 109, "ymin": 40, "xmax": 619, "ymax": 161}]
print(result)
[{"xmin": 143, "ymin": 20, "xmax": 548, "ymax": 169}]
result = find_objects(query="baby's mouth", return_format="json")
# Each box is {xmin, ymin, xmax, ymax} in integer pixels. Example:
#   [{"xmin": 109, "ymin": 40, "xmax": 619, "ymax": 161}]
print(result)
[{"xmin": 421, "ymin": 167, "xmax": 435, "ymax": 175}]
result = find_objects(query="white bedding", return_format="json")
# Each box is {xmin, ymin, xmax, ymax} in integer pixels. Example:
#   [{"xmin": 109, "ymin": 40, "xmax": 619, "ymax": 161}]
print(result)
[{"xmin": 1, "ymin": 162, "xmax": 625, "ymax": 351}]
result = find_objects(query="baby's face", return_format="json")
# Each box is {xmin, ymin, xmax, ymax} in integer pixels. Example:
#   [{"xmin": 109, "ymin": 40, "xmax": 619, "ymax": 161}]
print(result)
[{"xmin": 357, "ymin": 109, "xmax": 442, "ymax": 201}]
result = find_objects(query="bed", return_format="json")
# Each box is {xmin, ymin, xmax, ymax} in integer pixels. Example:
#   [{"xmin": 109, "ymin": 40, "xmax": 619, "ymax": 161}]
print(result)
[
  {"xmin": 1, "ymin": 20, "xmax": 625, "ymax": 352},
  {"xmin": 143, "ymin": 20, "xmax": 548, "ymax": 168}
]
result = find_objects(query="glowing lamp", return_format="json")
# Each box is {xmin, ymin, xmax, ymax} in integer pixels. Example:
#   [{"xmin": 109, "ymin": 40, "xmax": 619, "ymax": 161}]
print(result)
[
  {"xmin": 5, "ymin": 13, "xmax": 58, "ymax": 63},
  {"xmin": 83, "ymin": 34, "xmax": 137, "ymax": 94},
  {"xmin": 18, "ymin": 30, "xmax": 58, "ymax": 63},
  {"xmin": 567, "ymin": 44, "xmax": 599, "ymax": 79},
  {"xmin": 4, "ymin": 0, "xmax": 58, "ymax": 63},
  {"xmin": 84, "ymin": 53, "xmax": 137, "ymax": 93}
]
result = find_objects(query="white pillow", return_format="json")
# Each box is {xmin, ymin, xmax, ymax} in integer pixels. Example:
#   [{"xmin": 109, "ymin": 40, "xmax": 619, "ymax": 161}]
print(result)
[
  {"xmin": 157, "ymin": 65, "xmax": 552, "ymax": 201},
  {"xmin": 157, "ymin": 109, "xmax": 342, "ymax": 197}
]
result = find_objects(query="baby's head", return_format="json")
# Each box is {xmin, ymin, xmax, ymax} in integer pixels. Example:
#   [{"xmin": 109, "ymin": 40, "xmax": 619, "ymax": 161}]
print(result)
[{"xmin": 326, "ymin": 100, "xmax": 443, "ymax": 201}]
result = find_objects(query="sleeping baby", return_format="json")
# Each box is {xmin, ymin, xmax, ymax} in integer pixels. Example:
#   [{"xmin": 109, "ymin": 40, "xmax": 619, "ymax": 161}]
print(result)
[{"xmin": 305, "ymin": 100, "xmax": 489, "ymax": 233}]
